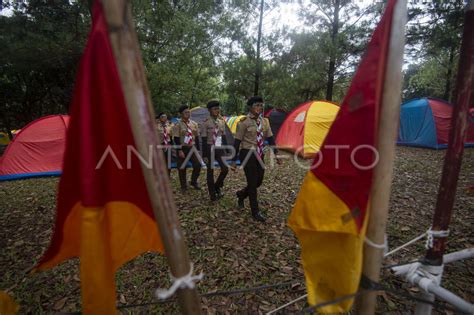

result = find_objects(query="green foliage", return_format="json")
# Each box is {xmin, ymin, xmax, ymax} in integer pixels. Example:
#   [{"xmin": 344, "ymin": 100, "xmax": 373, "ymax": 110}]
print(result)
[
  {"xmin": 404, "ymin": 0, "xmax": 464, "ymax": 102},
  {"xmin": 133, "ymin": 0, "xmax": 252, "ymax": 115},
  {"xmin": 403, "ymin": 53, "xmax": 459, "ymax": 102},
  {"xmin": 0, "ymin": 0, "xmax": 90, "ymax": 132},
  {"xmin": 0, "ymin": 0, "xmax": 467, "ymax": 128}
]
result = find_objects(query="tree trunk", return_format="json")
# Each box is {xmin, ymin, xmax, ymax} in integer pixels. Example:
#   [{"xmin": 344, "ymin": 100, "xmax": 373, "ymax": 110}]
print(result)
[
  {"xmin": 87, "ymin": 0, "xmax": 94, "ymax": 16},
  {"xmin": 254, "ymin": 0, "xmax": 264, "ymax": 96},
  {"xmin": 2, "ymin": 115, "xmax": 13, "ymax": 140},
  {"xmin": 443, "ymin": 45, "xmax": 455, "ymax": 102},
  {"xmin": 326, "ymin": 0, "xmax": 340, "ymax": 102}
]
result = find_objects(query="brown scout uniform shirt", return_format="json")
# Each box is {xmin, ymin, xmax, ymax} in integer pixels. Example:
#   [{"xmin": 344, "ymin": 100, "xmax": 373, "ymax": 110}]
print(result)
[
  {"xmin": 200, "ymin": 116, "xmax": 226, "ymax": 145},
  {"xmin": 172, "ymin": 119, "xmax": 200, "ymax": 147},
  {"xmin": 235, "ymin": 113, "xmax": 273, "ymax": 150},
  {"xmin": 156, "ymin": 121, "xmax": 172, "ymax": 145}
]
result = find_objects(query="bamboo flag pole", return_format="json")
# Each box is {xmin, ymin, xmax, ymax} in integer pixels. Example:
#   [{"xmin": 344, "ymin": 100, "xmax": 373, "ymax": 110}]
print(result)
[
  {"xmin": 100, "ymin": 1, "xmax": 201, "ymax": 313},
  {"xmin": 355, "ymin": 0, "xmax": 407, "ymax": 314}
]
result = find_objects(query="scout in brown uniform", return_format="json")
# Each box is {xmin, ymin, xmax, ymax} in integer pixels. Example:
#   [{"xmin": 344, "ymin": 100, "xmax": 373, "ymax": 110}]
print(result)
[
  {"xmin": 155, "ymin": 112, "xmax": 173, "ymax": 175},
  {"xmin": 201, "ymin": 100, "xmax": 229, "ymax": 201},
  {"xmin": 231, "ymin": 96, "xmax": 280, "ymax": 222},
  {"xmin": 172, "ymin": 105, "xmax": 202, "ymax": 192}
]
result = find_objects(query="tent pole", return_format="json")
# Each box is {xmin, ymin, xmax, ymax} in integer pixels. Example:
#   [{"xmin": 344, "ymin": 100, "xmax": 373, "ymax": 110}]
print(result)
[
  {"xmin": 355, "ymin": 0, "xmax": 407, "ymax": 314},
  {"xmin": 100, "ymin": 1, "xmax": 201, "ymax": 314}
]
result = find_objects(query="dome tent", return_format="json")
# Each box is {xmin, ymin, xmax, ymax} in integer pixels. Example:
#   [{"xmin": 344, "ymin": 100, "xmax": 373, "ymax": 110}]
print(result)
[
  {"xmin": 276, "ymin": 101, "xmax": 339, "ymax": 159},
  {"xmin": 0, "ymin": 115, "xmax": 69, "ymax": 181},
  {"xmin": 397, "ymin": 97, "xmax": 474, "ymax": 149},
  {"xmin": 224, "ymin": 115, "xmax": 246, "ymax": 134}
]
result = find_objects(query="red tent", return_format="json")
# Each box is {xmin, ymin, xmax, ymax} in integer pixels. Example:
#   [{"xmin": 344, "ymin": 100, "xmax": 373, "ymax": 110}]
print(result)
[
  {"xmin": 276, "ymin": 101, "xmax": 339, "ymax": 158},
  {"xmin": 0, "ymin": 115, "xmax": 69, "ymax": 180}
]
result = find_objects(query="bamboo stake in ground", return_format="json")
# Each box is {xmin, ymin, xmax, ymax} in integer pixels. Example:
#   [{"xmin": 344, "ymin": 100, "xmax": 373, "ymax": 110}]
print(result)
[
  {"xmin": 100, "ymin": 0, "xmax": 201, "ymax": 313},
  {"xmin": 355, "ymin": 0, "xmax": 407, "ymax": 314}
]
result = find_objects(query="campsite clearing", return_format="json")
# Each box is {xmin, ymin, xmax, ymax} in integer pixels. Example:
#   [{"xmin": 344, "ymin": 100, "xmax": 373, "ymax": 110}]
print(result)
[{"xmin": 0, "ymin": 147, "xmax": 473, "ymax": 313}]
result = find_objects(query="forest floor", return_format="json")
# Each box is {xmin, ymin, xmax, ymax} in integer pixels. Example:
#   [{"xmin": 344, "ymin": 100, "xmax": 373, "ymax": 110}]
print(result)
[{"xmin": 1, "ymin": 147, "xmax": 473, "ymax": 314}]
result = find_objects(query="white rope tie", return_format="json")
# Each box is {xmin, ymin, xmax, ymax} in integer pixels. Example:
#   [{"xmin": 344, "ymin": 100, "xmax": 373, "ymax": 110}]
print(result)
[
  {"xmin": 425, "ymin": 228, "xmax": 449, "ymax": 249},
  {"xmin": 396, "ymin": 262, "xmax": 443, "ymax": 293},
  {"xmin": 155, "ymin": 263, "xmax": 203, "ymax": 300},
  {"xmin": 365, "ymin": 234, "xmax": 388, "ymax": 255}
]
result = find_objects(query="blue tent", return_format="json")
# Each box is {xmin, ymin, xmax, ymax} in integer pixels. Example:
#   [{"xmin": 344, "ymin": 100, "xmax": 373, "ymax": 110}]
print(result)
[{"xmin": 397, "ymin": 98, "xmax": 474, "ymax": 149}]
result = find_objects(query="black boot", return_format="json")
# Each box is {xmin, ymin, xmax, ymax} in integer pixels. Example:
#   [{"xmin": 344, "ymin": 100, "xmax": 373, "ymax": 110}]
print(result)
[
  {"xmin": 251, "ymin": 209, "xmax": 266, "ymax": 222},
  {"xmin": 215, "ymin": 187, "xmax": 224, "ymax": 199},
  {"xmin": 236, "ymin": 192, "xmax": 245, "ymax": 208},
  {"xmin": 190, "ymin": 181, "xmax": 201, "ymax": 190}
]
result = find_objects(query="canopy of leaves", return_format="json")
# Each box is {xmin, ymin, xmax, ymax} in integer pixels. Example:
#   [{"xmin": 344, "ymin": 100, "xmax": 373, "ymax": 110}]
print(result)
[
  {"xmin": 0, "ymin": 0, "xmax": 467, "ymax": 131},
  {"xmin": 0, "ymin": 0, "xmax": 90, "ymax": 132}
]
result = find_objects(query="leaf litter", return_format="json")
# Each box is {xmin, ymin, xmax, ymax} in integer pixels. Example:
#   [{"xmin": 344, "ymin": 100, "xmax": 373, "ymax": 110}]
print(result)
[{"xmin": 0, "ymin": 147, "xmax": 472, "ymax": 313}]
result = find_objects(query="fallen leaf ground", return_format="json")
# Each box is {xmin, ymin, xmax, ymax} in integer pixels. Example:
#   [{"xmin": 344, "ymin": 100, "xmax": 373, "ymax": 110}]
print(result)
[{"xmin": 0, "ymin": 147, "xmax": 473, "ymax": 314}]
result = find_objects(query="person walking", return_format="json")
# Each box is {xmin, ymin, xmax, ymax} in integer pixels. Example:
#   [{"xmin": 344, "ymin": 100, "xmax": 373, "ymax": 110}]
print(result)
[
  {"xmin": 231, "ymin": 96, "xmax": 280, "ymax": 222},
  {"xmin": 172, "ymin": 105, "xmax": 202, "ymax": 192},
  {"xmin": 201, "ymin": 100, "xmax": 229, "ymax": 201},
  {"xmin": 155, "ymin": 112, "xmax": 172, "ymax": 176}
]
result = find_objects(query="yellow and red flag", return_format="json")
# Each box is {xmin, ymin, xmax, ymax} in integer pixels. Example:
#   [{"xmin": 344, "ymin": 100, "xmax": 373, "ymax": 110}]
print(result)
[
  {"xmin": 34, "ymin": 2, "xmax": 163, "ymax": 314},
  {"xmin": 288, "ymin": 0, "xmax": 397, "ymax": 312}
]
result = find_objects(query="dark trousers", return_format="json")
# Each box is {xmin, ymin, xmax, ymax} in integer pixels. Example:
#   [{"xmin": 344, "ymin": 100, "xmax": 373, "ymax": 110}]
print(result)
[
  {"xmin": 177, "ymin": 146, "xmax": 201, "ymax": 188},
  {"xmin": 206, "ymin": 147, "xmax": 229, "ymax": 198},
  {"xmin": 162, "ymin": 148, "xmax": 171, "ymax": 176},
  {"xmin": 237, "ymin": 149, "xmax": 265, "ymax": 212}
]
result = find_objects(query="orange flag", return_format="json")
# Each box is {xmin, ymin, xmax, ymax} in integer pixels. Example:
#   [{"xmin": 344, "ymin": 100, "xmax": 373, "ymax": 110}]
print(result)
[
  {"xmin": 33, "ymin": 2, "xmax": 163, "ymax": 314},
  {"xmin": 288, "ymin": 0, "xmax": 397, "ymax": 312}
]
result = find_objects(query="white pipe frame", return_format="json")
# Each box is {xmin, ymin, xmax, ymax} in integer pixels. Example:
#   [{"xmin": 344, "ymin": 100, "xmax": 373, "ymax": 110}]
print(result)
[{"xmin": 391, "ymin": 248, "xmax": 474, "ymax": 314}]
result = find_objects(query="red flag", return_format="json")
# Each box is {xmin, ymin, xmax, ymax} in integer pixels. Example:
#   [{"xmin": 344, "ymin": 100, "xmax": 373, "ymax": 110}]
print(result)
[
  {"xmin": 34, "ymin": 3, "xmax": 163, "ymax": 313},
  {"xmin": 288, "ymin": 0, "xmax": 397, "ymax": 312}
]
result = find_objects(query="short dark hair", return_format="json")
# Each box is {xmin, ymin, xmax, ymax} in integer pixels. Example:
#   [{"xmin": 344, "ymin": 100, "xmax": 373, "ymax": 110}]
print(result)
[
  {"xmin": 247, "ymin": 96, "xmax": 264, "ymax": 107},
  {"xmin": 178, "ymin": 105, "xmax": 189, "ymax": 113},
  {"xmin": 156, "ymin": 112, "xmax": 166, "ymax": 119},
  {"xmin": 207, "ymin": 100, "xmax": 220, "ymax": 109}
]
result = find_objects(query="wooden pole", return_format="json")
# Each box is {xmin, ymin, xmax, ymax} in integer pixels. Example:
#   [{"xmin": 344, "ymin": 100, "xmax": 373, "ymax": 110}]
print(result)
[
  {"xmin": 413, "ymin": 3, "xmax": 474, "ymax": 313},
  {"xmin": 355, "ymin": 0, "xmax": 407, "ymax": 314},
  {"xmin": 100, "ymin": 1, "xmax": 201, "ymax": 314},
  {"xmin": 424, "ymin": 0, "xmax": 474, "ymax": 267}
]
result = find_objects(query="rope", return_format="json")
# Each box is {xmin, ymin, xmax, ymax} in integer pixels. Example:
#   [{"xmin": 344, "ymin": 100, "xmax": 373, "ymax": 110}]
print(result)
[
  {"xmin": 365, "ymin": 234, "xmax": 388, "ymax": 255},
  {"xmin": 60, "ymin": 276, "xmax": 465, "ymax": 314},
  {"xmin": 382, "ymin": 227, "xmax": 449, "ymax": 258},
  {"xmin": 375, "ymin": 280, "xmax": 466, "ymax": 314},
  {"xmin": 296, "ymin": 290, "xmax": 371, "ymax": 314},
  {"xmin": 384, "ymin": 232, "xmax": 427, "ymax": 257},
  {"xmin": 297, "ymin": 276, "xmax": 466, "ymax": 314},
  {"xmin": 155, "ymin": 263, "xmax": 203, "ymax": 300},
  {"xmin": 117, "ymin": 280, "xmax": 300, "ymax": 310},
  {"xmin": 266, "ymin": 294, "xmax": 307, "ymax": 315},
  {"xmin": 426, "ymin": 228, "xmax": 449, "ymax": 249},
  {"xmin": 394, "ymin": 262, "xmax": 443, "ymax": 292},
  {"xmin": 382, "ymin": 259, "xmax": 421, "ymax": 269}
]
